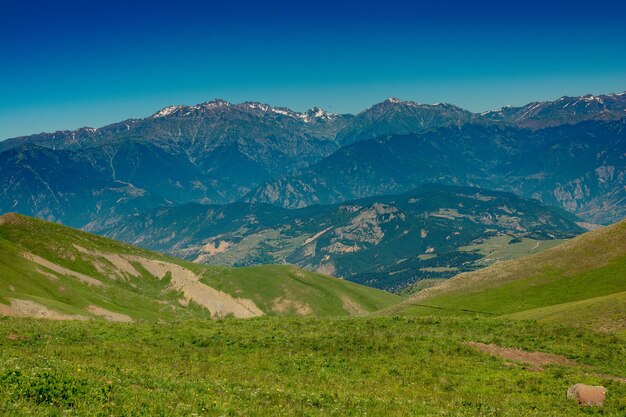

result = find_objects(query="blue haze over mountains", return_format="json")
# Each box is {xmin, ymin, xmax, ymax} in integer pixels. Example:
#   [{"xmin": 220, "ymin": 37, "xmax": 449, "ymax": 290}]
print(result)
[{"xmin": 1, "ymin": 92, "xmax": 625, "ymax": 288}]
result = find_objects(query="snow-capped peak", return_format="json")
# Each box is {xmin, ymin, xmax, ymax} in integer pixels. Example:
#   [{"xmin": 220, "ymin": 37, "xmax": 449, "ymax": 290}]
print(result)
[
  {"xmin": 153, "ymin": 105, "xmax": 182, "ymax": 118},
  {"xmin": 297, "ymin": 107, "xmax": 336, "ymax": 123},
  {"xmin": 386, "ymin": 97, "xmax": 403, "ymax": 104},
  {"xmin": 271, "ymin": 107, "xmax": 294, "ymax": 117},
  {"xmin": 199, "ymin": 99, "xmax": 232, "ymax": 109},
  {"xmin": 242, "ymin": 102, "xmax": 272, "ymax": 112}
]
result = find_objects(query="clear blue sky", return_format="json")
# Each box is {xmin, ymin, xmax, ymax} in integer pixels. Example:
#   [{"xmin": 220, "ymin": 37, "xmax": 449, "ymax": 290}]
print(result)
[{"xmin": 1, "ymin": 0, "xmax": 625, "ymax": 139}]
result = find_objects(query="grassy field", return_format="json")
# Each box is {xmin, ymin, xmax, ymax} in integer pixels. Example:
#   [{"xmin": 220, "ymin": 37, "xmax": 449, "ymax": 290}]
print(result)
[
  {"xmin": 459, "ymin": 235, "xmax": 566, "ymax": 267},
  {"xmin": 508, "ymin": 291, "xmax": 626, "ymax": 335},
  {"xmin": 0, "ymin": 315, "xmax": 624, "ymax": 416},
  {"xmin": 1, "ymin": 216, "xmax": 625, "ymax": 416}
]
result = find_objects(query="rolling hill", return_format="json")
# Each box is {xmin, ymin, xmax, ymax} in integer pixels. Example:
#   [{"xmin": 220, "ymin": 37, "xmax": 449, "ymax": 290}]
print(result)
[
  {"xmin": 388, "ymin": 218, "xmax": 626, "ymax": 334},
  {"xmin": 0, "ymin": 213, "xmax": 401, "ymax": 321}
]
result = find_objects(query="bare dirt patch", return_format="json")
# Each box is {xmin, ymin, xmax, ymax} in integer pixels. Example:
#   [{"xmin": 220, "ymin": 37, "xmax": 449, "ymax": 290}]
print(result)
[
  {"xmin": 304, "ymin": 227, "xmax": 332, "ymax": 245},
  {"xmin": 1, "ymin": 299, "xmax": 88, "ymax": 321},
  {"xmin": 86, "ymin": 305, "xmax": 134, "ymax": 322},
  {"xmin": 467, "ymin": 341, "xmax": 576, "ymax": 370},
  {"xmin": 316, "ymin": 262, "xmax": 336, "ymax": 276},
  {"xmin": 35, "ymin": 267, "xmax": 59, "ymax": 281},
  {"xmin": 341, "ymin": 295, "xmax": 367, "ymax": 316},
  {"xmin": 271, "ymin": 297, "xmax": 313, "ymax": 316},
  {"xmin": 73, "ymin": 245, "xmax": 140, "ymax": 279},
  {"xmin": 128, "ymin": 256, "xmax": 263, "ymax": 318},
  {"xmin": 6, "ymin": 334, "xmax": 29, "ymax": 341},
  {"xmin": 467, "ymin": 343, "xmax": 626, "ymax": 382},
  {"xmin": 0, "ymin": 213, "xmax": 19, "ymax": 226},
  {"xmin": 201, "ymin": 240, "xmax": 232, "ymax": 256},
  {"xmin": 22, "ymin": 252, "xmax": 103, "ymax": 287}
]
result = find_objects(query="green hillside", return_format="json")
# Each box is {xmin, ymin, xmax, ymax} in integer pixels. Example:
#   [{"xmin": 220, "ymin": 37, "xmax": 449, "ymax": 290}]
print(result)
[
  {"xmin": 0, "ymin": 214, "xmax": 401, "ymax": 321},
  {"xmin": 389, "ymin": 219, "xmax": 626, "ymax": 334}
]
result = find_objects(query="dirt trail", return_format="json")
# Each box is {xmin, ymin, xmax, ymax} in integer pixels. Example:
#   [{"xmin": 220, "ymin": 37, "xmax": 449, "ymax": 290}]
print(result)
[
  {"xmin": 22, "ymin": 252, "xmax": 103, "ymax": 287},
  {"xmin": 128, "ymin": 256, "xmax": 263, "ymax": 318}
]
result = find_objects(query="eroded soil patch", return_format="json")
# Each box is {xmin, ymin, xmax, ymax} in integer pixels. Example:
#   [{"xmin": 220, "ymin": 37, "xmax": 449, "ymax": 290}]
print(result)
[{"xmin": 467, "ymin": 341, "xmax": 576, "ymax": 370}]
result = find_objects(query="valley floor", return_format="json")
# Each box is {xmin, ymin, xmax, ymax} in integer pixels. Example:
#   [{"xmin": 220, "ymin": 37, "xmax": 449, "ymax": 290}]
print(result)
[{"xmin": 0, "ymin": 316, "xmax": 625, "ymax": 416}]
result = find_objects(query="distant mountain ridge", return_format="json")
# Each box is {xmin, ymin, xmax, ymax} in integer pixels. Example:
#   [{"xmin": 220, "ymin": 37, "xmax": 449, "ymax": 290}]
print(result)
[
  {"xmin": 0, "ymin": 100, "xmax": 354, "ymax": 226},
  {"xmin": 249, "ymin": 120, "xmax": 626, "ymax": 224},
  {"xmin": 5, "ymin": 92, "xmax": 623, "ymax": 147},
  {"xmin": 1, "ymin": 92, "xmax": 625, "ymax": 227},
  {"xmin": 334, "ymin": 98, "xmax": 483, "ymax": 145},
  {"xmin": 482, "ymin": 92, "xmax": 626, "ymax": 128}
]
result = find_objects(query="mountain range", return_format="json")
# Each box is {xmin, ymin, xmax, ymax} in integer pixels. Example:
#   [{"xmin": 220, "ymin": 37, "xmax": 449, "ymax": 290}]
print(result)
[
  {"xmin": 249, "ymin": 120, "xmax": 626, "ymax": 224},
  {"xmin": 1, "ymin": 91, "xmax": 625, "ymax": 289}
]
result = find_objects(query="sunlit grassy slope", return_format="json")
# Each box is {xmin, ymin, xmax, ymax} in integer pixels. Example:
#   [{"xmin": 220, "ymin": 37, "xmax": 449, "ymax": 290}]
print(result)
[
  {"xmin": 1, "ymin": 316, "xmax": 625, "ymax": 416},
  {"xmin": 0, "ymin": 214, "xmax": 401, "ymax": 321},
  {"xmin": 388, "ymin": 219, "xmax": 626, "ymax": 333}
]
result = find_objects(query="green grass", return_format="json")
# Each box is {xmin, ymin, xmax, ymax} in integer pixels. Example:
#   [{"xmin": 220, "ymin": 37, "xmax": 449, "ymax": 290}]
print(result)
[
  {"xmin": 0, "ymin": 315, "xmax": 624, "ymax": 416},
  {"xmin": 460, "ymin": 235, "xmax": 566, "ymax": 267},
  {"xmin": 390, "ymin": 220, "xmax": 626, "ymax": 333},
  {"xmin": 201, "ymin": 265, "xmax": 400, "ymax": 316},
  {"xmin": 407, "ymin": 256, "xmax": 626, "ymax": 316},
  {"xmin": 398, "ymin": 278, "xmax": 447, "ymax": 296},
  {"xmin": 508, "ymin": 291, "xmax": 626, "ymax": 336},
  {"xmin": 0, "ymin": 214, "xmax": 401, "ymax": 320}
]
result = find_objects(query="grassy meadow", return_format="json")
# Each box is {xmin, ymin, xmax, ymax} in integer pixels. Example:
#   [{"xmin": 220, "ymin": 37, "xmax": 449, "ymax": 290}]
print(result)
[{"xmin": 1, "ymin": 316, "xmax": 625, "ymax": 416}]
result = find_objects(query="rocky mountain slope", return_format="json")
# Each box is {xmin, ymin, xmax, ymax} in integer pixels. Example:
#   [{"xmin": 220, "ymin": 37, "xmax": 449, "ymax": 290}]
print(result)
[
  {"xmin": 482, "ymin": 92, "xmax": 626, "ymax": 129},
  {"xmin": 0, "ymin": 213, "xmax": 401, "ymax": 321},
  {"xmin": 387, "ymin": 217, "xmax": 626, "ymax": 334},
  {"xmin": 94, "ymin": 185, "xmax": 584, "ymax": 290},
  {"xmin": 0, "ymin": 100, "xmax": 352, "ymax": 226},
  {"xmin": 249, "ymin": 120, "xmax": 626, "ymax": 224},
  {"xmin": 334, "ymin": 98, "xmax": 483, "ymax": 145}
]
